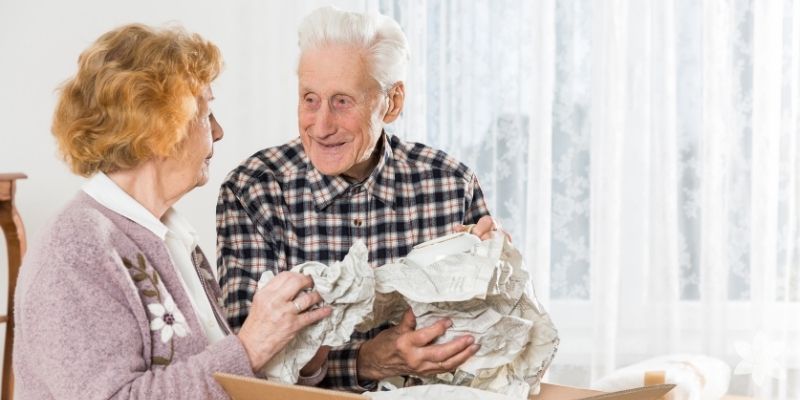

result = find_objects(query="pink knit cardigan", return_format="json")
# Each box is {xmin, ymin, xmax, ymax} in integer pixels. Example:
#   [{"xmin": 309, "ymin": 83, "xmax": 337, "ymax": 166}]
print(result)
[{"xmin": 13, "ymin": 192, "xmax": 255, "ymax": 399}]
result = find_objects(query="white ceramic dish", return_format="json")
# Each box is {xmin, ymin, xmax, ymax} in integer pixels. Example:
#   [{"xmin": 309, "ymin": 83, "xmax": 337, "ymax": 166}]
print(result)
[{"xmin": 403, "ymin": 232, "xmax": 481, "ymax": 266}]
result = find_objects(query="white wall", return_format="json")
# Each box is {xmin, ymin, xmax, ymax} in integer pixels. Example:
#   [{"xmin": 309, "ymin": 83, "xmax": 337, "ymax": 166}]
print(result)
[{"xmin": 0, "ymin": 0, "xmax": 370, "ymax": 388}]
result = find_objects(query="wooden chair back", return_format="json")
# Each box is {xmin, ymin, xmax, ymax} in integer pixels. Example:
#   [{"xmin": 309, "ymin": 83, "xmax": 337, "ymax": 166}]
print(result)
[{"xmin": 0, "ymin": 173, "xmax": 27, "ymax": 400}]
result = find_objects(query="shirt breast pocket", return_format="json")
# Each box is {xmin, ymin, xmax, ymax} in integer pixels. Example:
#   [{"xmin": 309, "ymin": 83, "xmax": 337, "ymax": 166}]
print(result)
[{"xmin": 368, "ymin": 206, "xmax": 417, "ymax": 265}]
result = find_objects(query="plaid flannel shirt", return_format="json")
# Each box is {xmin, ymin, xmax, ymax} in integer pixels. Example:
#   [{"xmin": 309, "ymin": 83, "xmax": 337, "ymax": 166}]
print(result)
[{"xmin": 216, "ymin": 133, "xmax": 490, "ymax": 392}]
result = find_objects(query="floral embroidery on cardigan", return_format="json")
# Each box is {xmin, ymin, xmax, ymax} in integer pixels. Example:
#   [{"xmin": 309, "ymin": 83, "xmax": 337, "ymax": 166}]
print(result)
[
  {"xmin": 122, "ymin": 253, "xmax": 191, "ymax": 366},
  {"xmin": 148, "ymin": 297, "xmax": 189, "ymax": 343}
]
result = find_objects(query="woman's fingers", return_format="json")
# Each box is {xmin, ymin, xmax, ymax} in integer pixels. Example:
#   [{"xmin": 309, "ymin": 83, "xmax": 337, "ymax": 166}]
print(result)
[
  {"xmin": 239, "ymin": 274, "xmax": 331, "ymax": 372},
  {"xmin": 298, "ymin": 305, "xmax": 332, "ymax": 327},
  {"xmin": 292, "ymin": 290, "xmax": 324, "ymax": 312},
  {"xmin": 255, "ymin": 272, "xmax": 324, "ymax": 317},
  {"xmin": 266, "ymin": 271, "xmax": 314, "ymax": 301},
  {"xmin": 252, "ymin": 273, "xmax": 325, "ymax": 325}
]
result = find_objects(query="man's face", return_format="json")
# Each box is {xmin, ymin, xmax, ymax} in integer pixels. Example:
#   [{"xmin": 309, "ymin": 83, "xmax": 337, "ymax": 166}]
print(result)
[{"xmin": 298, "ymin": 44, "xmax": 387, "ymax": 179}]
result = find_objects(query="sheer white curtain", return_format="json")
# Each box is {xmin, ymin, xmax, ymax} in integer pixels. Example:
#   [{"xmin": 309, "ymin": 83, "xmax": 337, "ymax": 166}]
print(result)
[{"xmin": 375, "ymin": 1, "xmax": 800, "ymax": 398}]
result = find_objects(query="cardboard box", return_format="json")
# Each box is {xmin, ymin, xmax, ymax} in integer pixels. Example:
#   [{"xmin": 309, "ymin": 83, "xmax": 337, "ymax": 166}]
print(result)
[{"xmin": 214, "ymin": 373, "xmax": 675, "ymax": 400}]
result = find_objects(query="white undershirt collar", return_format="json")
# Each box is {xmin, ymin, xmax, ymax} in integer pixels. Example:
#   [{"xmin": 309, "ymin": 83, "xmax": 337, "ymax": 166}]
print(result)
[{"xmin": 83, "ymin": 172, "xmax": 171, "ymax": 240}]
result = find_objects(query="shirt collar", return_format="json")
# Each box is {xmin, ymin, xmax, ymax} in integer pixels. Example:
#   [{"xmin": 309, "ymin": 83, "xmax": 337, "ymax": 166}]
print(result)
[
  {"xmin": 82, "ymin": 173, "xmax": 198, "ymax": 249},
  {"xmin": 307, "ymin": 132, "xmax": 396, "ymax": 210},
  {"xmin": 161, "ymin": 208, "xmax": 200, "ymax": 253},
  {"xmin": 362, "ymin": 134, "xmax": 396, "ymax": 207}
]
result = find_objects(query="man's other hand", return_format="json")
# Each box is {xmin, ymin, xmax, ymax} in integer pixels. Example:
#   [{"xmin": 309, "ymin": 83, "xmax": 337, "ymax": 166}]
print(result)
[{"xmin": 356, "ymin": 309, "xmax": 479, "ymax": 381}]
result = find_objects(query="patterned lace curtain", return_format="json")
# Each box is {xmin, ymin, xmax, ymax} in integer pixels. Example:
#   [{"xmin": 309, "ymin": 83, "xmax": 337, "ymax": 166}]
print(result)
[{"xmin": 372, "ymin": 0, "xmax": 800, "ymax": 398}]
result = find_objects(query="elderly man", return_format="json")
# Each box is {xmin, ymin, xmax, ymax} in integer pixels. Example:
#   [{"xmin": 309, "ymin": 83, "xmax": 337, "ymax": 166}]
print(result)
[{"xmin": 217, "ymin": 6, "xmax": 501, "ymax": 392}]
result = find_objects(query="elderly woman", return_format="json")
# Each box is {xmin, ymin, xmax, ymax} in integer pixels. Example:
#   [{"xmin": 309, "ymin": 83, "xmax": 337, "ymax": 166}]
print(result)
[{"xmin": 13, "ymin": 24, "xmax": 330, "ymax": 399}]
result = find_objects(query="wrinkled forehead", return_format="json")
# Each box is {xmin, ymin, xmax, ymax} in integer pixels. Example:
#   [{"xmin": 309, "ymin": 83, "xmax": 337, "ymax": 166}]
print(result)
[{"xmin": 297, "ymin": 44, "xmax": 380, "ymax": 96}]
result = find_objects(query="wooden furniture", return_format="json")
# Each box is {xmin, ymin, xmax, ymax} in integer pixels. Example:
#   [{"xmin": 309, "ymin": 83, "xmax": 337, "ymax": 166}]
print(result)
[{"xmin": 0, "ymin": 173, "xmax": 26, "ymax": 400}]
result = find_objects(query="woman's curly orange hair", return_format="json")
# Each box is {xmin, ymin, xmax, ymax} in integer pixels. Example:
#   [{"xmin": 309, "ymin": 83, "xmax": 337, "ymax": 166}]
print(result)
[{"xmin": 52, "ymin": 23, "xmax": 222, "ymax": 176}]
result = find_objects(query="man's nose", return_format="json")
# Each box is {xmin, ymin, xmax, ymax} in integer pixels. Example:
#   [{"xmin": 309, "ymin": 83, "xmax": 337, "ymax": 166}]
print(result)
[{"xmin": 312, "ymin": 103, "xmax": 336, "ymax": 137}]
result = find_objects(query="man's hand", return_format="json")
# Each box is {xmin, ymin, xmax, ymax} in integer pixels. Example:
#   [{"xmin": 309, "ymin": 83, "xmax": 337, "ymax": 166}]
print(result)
[
  {"xmin": 356, "ymin": 309, "xmax": 479, "ymax": 381},
  {"xmin": 456, "ymin": 215, "xmax": 512, "ymax": 241}
]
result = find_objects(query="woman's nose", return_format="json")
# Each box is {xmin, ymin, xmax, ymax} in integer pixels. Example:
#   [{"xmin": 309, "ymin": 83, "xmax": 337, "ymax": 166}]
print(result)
[{"xmin": 210, "ymin": 113, "xmax": 224, "ymax": 142}]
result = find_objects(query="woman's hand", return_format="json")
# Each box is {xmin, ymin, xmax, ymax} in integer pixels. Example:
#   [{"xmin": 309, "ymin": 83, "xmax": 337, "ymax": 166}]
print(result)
[{"xmin": 237, "ymin": 272, "xmax": 332, "ymax": 371}]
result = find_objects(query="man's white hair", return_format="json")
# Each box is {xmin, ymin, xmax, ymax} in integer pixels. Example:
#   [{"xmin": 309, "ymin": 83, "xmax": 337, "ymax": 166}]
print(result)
[{"xmin": 298, "ymin": 6, "xmax": 409, "ymax": 90}]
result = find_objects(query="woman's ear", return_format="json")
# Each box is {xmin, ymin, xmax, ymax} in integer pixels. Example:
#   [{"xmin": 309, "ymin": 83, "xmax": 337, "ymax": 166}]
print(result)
[{"xmin": 383, "ymin": 82, "xmax": 405, "ymax": 123}]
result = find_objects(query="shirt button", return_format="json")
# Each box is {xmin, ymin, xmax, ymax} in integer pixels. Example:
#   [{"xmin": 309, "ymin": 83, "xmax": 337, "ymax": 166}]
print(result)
[{"xmin": 353, "ymin": 218, "xmax": 363, "ymax": 227}]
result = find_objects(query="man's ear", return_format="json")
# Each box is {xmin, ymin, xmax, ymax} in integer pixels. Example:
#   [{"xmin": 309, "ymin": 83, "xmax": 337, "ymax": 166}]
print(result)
[{"xmin": 383, "ymin": 82, "xmax": 405, "ymax": 123}]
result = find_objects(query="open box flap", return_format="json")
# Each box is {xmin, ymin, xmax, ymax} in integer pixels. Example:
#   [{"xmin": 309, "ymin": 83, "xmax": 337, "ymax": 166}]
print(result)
[
  {"xmin": 534, "ymin": 382, "xmax": 676, "ymax": 400},
  {"xmin": 214, "ymin": 373, "xmax": 675, "ymax": 400}
]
